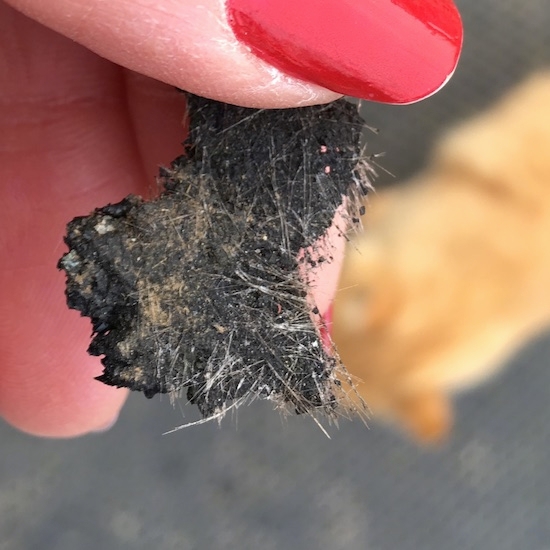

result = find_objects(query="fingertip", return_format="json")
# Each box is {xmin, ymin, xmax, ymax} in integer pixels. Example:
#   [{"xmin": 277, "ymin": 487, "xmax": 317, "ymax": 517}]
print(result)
[
  {"xmin": 300, "ymin": 205, "xmax": 348, "ymax": 316},
  {"xmin": 0, "ymin": 283, "xmax": 129, "ymax": 438},
  {"xmin": 2, "ymin": 385, "xmax": 128, "ymax": 439},
  {"xmin": 5, "ymin": 0, "xmax": 341, "ymax": 108},
  {"xmin": 6, "ymin": 0, "xmax": 461, "ymax": 107}
]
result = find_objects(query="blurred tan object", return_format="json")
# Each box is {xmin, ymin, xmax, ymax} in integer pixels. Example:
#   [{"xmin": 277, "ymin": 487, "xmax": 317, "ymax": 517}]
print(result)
[{"xmin": 332, "ymin": 72, "xmax": 550, "ymax": 443}]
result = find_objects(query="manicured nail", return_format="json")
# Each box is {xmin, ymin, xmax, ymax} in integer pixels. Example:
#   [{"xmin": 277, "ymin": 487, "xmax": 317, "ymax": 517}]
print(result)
[{"xmin": 227, "ymin": 0, "xmax": 463, "ymax": 104}]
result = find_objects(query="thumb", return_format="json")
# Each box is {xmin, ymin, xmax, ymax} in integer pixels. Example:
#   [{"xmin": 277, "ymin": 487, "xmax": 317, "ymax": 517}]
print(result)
[{"xmin": 5, "ymin": 0, "xmax": 462, "ymax": 108}]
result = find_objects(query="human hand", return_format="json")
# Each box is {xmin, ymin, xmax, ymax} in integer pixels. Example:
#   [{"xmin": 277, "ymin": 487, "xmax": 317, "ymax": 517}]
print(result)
[{"xmin": 0, "ymin": 0, "xmax": 462, "ymax": 437}]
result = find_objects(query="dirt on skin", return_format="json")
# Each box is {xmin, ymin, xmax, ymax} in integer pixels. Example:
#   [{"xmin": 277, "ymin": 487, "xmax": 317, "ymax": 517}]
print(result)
[{"xmin": 58, "ymin": 95, "xmax": 373, "ymax": 421}]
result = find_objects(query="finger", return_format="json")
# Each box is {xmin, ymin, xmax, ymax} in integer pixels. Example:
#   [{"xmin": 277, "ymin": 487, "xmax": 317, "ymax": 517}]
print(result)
[
  {"xmin": 123, "ymin": 70, "xmax": 187, "ymax": 184},
  {"xmin": 5, "ymin": 0, "xmax": 340, "ymax": 108},
  {"xmin": 300, "ymin": 206, "xmax": 348, "ymax": 317},
  {"xmin": 5, "ymin": 0, "xmax": 462, "ymax": 107},
  {"xmin": 0, "ymin": 5, "xmax": 186, "ymax": 436}
]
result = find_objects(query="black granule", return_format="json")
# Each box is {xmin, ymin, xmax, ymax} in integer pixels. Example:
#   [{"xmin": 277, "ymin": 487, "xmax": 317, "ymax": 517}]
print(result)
[{"xmin": 58, "ymin": 95, "xmax": 373, "ymax": 421}]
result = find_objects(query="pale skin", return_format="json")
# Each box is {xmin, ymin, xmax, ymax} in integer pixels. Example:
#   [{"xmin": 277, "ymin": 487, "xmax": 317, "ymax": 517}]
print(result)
[{"xmin": 0, "ymin": 0, "xmax": 343, "ymax": 437}]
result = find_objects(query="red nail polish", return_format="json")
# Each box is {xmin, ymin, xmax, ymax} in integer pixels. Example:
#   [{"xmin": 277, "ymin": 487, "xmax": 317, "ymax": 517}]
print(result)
[{"xmin": 227, "ymin": 0, "xmax": 463, "ymax": 104}]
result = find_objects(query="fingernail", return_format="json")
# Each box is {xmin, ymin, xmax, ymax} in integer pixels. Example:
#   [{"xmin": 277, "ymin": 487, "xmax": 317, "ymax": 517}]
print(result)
[{"xmin": 227, "ymin": 0, "xmax": 463, "ymax": 104}]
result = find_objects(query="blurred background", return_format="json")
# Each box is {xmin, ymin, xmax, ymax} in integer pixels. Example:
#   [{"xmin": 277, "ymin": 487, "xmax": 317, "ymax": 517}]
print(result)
[{"xmin": 2, "ymin": 1, "xmax": 550, "ymax": 548}]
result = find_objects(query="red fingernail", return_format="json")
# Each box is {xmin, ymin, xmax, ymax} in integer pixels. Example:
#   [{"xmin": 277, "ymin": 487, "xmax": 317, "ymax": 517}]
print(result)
[{"xmin": 227, "ymin": 0, "xmax": 463, "ymax": 104}]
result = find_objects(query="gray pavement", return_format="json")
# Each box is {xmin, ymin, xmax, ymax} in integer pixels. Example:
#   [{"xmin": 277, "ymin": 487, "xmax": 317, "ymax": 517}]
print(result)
[{"xmin": 2, "ymin": 333, "xmax": 550, "ymax": 549}]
